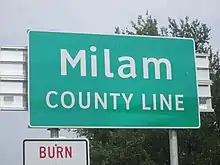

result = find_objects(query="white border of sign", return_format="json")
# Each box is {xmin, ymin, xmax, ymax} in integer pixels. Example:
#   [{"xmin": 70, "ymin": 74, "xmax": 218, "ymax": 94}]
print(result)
[
  {"xmin": 27, "ymin": 29, "xmax": 200, "ymax": 129},
  {"xmin": 23, "ymin": 138, "xmax": 90, "ymax": 165}
]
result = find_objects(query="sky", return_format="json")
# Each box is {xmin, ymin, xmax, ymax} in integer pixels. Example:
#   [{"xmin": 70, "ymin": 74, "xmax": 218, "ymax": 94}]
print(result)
[{"xmin": 0, "ymin": 0, "xmax": 219, "ymax": 164}]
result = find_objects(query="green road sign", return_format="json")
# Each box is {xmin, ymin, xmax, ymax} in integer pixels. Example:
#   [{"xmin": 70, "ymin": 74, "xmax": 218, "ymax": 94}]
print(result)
[{"xmin": 28, "ymin": 30, "xmax": 200, "ymax": 129}]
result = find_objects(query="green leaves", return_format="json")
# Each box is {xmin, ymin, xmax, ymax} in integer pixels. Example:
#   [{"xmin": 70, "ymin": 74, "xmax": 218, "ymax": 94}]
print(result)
[
  {"xmin": 115, "ymin": 11, "xmax": 159, "ymax": 36},
  {"xmin": 167, "ymin": 16, "xmax": 211, "ymax": 53},
  {"xmin": 76, "ymin": 129, "xmax": 158, "ymax": 165}
]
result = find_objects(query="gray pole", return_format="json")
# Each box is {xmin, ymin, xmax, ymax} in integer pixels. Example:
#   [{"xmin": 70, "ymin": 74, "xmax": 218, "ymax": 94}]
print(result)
[
  {"xmin": 169, "ymin": 130, "xmax": 179, "ymax": 165},
  {"xmin": 49, "ymin": 128, "xmax": 59, "ymax": 138}
]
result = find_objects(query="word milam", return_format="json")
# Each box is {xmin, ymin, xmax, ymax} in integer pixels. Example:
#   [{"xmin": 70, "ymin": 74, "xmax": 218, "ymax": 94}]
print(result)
[{"xmin": 60, "ymin": 46, "xmax": 172, "ymax": 80}]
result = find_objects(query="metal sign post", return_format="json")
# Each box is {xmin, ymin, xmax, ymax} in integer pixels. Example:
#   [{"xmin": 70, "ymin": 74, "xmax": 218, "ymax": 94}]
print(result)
[
  {"xmin": 48, "ymin": 128, "xmax": 59, "ymax": 138},
  {"xmin": 169, "ymin": 129, "xmax": 179, "ymax": 165}
]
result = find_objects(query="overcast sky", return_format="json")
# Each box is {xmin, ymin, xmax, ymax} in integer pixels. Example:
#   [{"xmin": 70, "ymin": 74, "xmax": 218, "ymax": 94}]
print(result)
[{"xmin": 0, "ymin": 0, "xmax": 219, "ymax": 164}]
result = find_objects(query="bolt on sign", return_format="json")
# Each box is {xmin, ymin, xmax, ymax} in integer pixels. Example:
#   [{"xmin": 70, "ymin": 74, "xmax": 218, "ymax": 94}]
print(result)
[
  {"xmin": 23, "ymin": 139, "xmax": 89, "ymax": 165},
  {"xmin": 28, "ymin": 30, "xmax": 200, "ymax": 128}
]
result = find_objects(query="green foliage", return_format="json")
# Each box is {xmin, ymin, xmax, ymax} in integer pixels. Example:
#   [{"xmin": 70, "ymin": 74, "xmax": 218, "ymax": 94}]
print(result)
[
  {"xmin": 167, "ymin": 16, "xmax": 211, "ymax": 53},
  {"xmin": 75, "ymin": 11, "xmax": 220, "ymax": 165},
  {"xmin": 115, "ymin": 11, "xmax": 159, "ymax": 36},
  {"xmin": 77, "ymin": 129, "xmax": 158, "ymax": 165}
]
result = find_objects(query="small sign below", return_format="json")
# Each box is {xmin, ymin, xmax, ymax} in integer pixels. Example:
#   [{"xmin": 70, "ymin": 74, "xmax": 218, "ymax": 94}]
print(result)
[{"xmin": 23, "ymin": 138, "xmax": 89, "ymax": 165}]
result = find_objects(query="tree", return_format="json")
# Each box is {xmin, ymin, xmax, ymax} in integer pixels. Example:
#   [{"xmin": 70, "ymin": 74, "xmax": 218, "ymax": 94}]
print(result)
[
  {"xmin": 75, "ymin": 11, "xmax": 220, "ymax": 165},
  {"xmin": 163, "ymin": 16, "xmax": 220, "ymax": 165},
  {"xmin": 77, "ymin": 129, "xmax": 158, "ymax": 165}
]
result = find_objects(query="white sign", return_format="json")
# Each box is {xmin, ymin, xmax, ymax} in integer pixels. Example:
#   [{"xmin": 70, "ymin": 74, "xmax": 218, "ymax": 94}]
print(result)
[{"xmin": 23, "ymin": 138, "xmax": 89, "ymax": 165}]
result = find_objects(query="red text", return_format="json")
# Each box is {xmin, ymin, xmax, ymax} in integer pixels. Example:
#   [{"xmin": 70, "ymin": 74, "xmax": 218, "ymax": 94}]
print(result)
[{"xmin": 39, "ymin": 146, "xmax": 72, "ymax": 159}]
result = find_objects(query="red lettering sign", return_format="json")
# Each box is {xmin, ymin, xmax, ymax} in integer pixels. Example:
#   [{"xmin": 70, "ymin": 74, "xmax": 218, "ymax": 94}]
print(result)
[{"xmin": 39, "ymin": 146, "xmax": 72, "ymax": 159}]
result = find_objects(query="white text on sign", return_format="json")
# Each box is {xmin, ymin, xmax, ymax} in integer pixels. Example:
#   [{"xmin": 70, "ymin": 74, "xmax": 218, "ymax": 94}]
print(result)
[
  {"xmin": 45, "ymin": 46, "xmax": 185, "ymax": 112},
  {"xmin": 45, "ymin": 92, "xmax": 184, "ymax": 111},
  {"xmin": 60, "ymin": 46, "xmax": 172, "ymax": 80}
]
